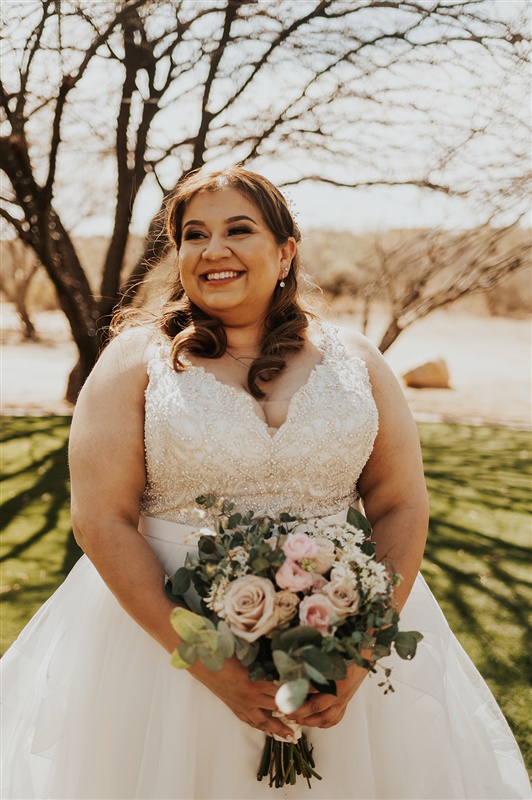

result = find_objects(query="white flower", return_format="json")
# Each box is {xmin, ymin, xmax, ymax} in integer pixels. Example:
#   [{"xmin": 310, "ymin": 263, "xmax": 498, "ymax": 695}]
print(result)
[
  {"xmin": 205, "ymin": 577, "xmax": 230, "ymax": 615},
  {"xmin": 359, "ymin": 562, "xmax": 389, "ymax": 598}
]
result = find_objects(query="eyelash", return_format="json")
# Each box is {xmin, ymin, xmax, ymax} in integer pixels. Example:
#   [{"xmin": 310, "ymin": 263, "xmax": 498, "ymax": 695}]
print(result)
[{"xmin": 184, "ymin": 226, "xmax": 252, "ymax": 240}]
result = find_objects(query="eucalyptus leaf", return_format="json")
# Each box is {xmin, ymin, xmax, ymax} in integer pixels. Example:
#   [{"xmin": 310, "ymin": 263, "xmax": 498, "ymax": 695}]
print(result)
[
  {"xmin": 272, "ymin": 650, "xmax": 300, "ymax": 679},
  {"xmin": 251, "ymin": 557, "xmax": 270, "ymax": 573},
  {"xmin": 240, "ymin": 640, "xmax": 260, "ymax": 667},
  {"xmin": 169, "ymin": 567, "xmax": 191, "ymax": 596},
  {"xmin": 346, "ymin": 507, "xmax": 372, "ymax": 535},
  {"xmin": 275, "ymin": 679, "xmax": 310, "ymax": 714},
  {"xmin": 217, "ymin": 621, "xmax": 235, "ymax": 659},
  {"xmin": 170, "ymin": 608, "xmax": 209, "ymax": 642},
  {"xmin": 394, "ymin": 631, "xmax": 421, "ymax": 659},
  {"xmin": 303, "ymin": 661, "xmax": 329, "ymax": 685},
  {"xmin": 200, "ymin": 651, "xmax": 225, "ymax": 671},
  {"xmin": 298, "ymin": 646, "xmax": 331, "ymax": 673},
  {"xmin": 170, "ymin": 648, "xmax": 193, "ymax": 670},
  {"xmin": 227, "ymin": 513, "xmax": 242, "ymax": 529},
  {"xmin": 275, "ymin": 626, "xmax": 322, "ymax": 652}
]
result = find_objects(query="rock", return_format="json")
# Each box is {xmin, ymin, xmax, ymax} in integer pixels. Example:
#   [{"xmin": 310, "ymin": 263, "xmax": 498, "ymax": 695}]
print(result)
[{"xmin": 402, "ymin": 359, "xmax": 451, "ymax": 389}]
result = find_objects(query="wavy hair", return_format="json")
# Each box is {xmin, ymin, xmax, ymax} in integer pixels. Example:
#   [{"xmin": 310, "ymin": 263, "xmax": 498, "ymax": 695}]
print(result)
[{"xmin": 137, "ymin": 167, "xmax": 315, "ymax": 398}]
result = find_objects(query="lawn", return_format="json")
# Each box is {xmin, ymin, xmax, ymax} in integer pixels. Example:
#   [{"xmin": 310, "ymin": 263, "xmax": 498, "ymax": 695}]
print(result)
[{"xmin": 1, "ymin": 416, "xmax": 531, "ymax": 772}]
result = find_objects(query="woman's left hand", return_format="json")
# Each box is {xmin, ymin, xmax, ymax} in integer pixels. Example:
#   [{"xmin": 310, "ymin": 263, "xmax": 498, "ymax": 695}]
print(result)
[{"xmin": 289, "ymin": 663, "xmax": 368, "ymax": 728}]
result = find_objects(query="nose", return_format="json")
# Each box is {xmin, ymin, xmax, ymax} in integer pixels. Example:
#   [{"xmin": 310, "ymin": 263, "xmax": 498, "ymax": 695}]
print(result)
[{"xmin": 202, "ymin": 235, "xmax": 231, "ymax": 261}]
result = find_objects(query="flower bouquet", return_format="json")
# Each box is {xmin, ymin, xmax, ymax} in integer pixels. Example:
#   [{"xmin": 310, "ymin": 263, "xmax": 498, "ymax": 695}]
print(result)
[{"xmin": 166, "ymin": 496, "xmax": 423, "ymax": 789}]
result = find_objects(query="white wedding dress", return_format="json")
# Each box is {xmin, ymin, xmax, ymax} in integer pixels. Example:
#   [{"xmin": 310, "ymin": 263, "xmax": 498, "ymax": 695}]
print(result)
[{"xmin": 1, "ymin": 324, "xmax": 530, "ymax": 800}]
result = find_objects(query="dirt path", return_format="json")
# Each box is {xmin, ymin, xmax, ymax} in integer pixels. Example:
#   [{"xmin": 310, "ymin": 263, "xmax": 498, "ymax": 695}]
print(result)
[{"xmin": 1, "ymin": 304, "xmax": 530, "ymax": 428}]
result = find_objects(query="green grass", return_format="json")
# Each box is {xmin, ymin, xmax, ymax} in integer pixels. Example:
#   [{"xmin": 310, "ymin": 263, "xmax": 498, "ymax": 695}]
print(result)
[{"xmin": 1, "ymin": 416, "xmax": 531, "ymax": 772}]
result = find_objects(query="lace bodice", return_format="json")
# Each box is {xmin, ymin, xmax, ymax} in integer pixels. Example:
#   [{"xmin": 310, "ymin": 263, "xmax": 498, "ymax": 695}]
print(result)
[{"xmin": 140, "ymin": 323, "xmax": 378, "ymax": 525}]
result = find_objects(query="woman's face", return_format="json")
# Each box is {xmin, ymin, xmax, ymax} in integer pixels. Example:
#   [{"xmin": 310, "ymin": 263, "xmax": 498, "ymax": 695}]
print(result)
[{"xmin": 178, "ymin": 188, "xmax": 295, "ymax": 326}]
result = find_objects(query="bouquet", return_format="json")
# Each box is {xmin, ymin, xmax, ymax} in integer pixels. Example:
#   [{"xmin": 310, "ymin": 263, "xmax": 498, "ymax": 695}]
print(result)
[{"xmin": 166, "ymin": 496, "xmax": 422, "ymax": 788}]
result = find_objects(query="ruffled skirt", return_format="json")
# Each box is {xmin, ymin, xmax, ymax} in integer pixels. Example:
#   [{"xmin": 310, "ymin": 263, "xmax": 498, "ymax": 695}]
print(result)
[{"xmin": 1, "ymin": 515, "xmax": 530, "ymax": 799}]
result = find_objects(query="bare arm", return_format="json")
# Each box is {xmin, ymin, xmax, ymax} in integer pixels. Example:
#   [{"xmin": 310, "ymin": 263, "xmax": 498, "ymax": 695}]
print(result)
[
  {"xmin": 69, "ymin": 330, "xmax": 293, "ymax": 739},
  {"xmin": 69, "ymin": 329, "xmax": 181, "ymax": 652},
  {"xmin": 355, "ymin": 334, "xmax": 429, "ymax": 612},
  {"xmin": 293, "ymin": 328, "xmax": 429, "ymax": 728}
]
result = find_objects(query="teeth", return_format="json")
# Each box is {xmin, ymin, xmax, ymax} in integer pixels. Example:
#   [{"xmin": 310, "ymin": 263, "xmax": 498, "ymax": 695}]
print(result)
[{"xmin": 205, "ymin": 271, "xmax": 240, "ymax": 281}]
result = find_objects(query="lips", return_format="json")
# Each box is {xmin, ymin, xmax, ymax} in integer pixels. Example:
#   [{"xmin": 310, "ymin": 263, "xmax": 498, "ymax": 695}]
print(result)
[{"xmin": 200, "ymin": 270, "xmax": 245, "ymax": 283}]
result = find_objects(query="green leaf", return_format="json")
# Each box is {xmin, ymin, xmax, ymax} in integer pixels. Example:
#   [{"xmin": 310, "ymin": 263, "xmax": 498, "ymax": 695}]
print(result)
[
  {"xmin": 394, "ymin": 630, "xmax": 422, "ymax": 659},
  {"xmin": 299, "ymin": 646, "xmax": 330, "ymax": 672},
  {"xmin": 200, "ymin": 651, "xmax": 225, "ymax": 671},
  {"xmin": 347, "ymin": 507, "xmax": 372, "ymax": 535},
  {"xmin": 275, "ymin": 679, "xmax": 310, "ymax": 714},
  {"xmin": 170, "ymin": 607, "xmax": 209, "ymax": 642},
  {"xmin": 251, "ymin": 557, "xmax": 270, "ymax": 573},
  {"xmin": 273, "ymin": 626, "xmax": 322, "ymax": 652},
  {"xmin": 272, "ymin": 650, "xmax": 300, "ymax": 679},
  {"xmin": 170, "ymin": 647, "xmax": 193, "ymax": 670},
  {"xmin": 217, "ymin": 621, "xmax": 235, "ymax": 659},
  {"xmin": 169, "ymin": 567, "xmax": 191, "ymax": 596},
  {"xmin": 227, "ymin": 513, "xmax": 242, "ymax": 529},
  {"xmin": 303, "ymin": 661, "xmax": 329, "ymax": 685}
]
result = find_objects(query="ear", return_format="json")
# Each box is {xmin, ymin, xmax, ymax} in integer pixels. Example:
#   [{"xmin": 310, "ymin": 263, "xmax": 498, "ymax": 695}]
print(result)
[{"xmin": 278, "ymin": 237, "xmax": 297, "ymax": 276}]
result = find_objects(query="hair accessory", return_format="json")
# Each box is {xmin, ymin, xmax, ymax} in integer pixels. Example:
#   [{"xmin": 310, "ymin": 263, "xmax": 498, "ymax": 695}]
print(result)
[{"xmin": 283, "ymin": 190, "xmax": 300, "ymax": 220}]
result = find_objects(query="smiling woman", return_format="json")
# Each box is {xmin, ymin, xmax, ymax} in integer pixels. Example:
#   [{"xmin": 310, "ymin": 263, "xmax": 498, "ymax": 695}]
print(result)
[{"xmin": 1, "ymin": 167, "xmax": 530, "ymax": 800}]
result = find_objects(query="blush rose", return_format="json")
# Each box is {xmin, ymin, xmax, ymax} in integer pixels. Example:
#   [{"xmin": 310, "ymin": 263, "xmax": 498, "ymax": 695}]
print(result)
[
  {"xmin": 282, "ymin": 531, "xmax": 318, "ymax": 562},
  {"xmin": 299, "ymin": 594, "xmax": 337, "ymax": 636},
  {"xmin": 322, "ymin": 573, "xmax": 361, "ymax": 618},
  {"xmin": 223, "ymin": 575, "xmax": 279, "ymax": 642},
  {"xmin": 275, "ymin": 559, "xmax": 315, "ymax": 592}
]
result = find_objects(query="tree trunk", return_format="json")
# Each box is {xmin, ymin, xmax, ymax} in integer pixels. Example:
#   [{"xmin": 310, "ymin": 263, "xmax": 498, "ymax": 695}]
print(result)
[
  {"xmin": 16, "ymin": 299, "xmax": 38, "ymax": 340},
  {"xmin": 361, "ymin": 296, "xmax": 371, "ymax": 336},
  {"xmin": 378, "ymin": 317, "xmax": 403, "ymax": 354}
]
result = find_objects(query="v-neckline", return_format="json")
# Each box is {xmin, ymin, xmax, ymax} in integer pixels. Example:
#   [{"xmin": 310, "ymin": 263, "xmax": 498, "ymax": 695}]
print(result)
[
  {"xmin": 182, "ymin": 325, "xmax": 332, "ymax": 442},
  {"xmin": 190, "ymin": 361, "xmax": 326, "ymax": 442}
]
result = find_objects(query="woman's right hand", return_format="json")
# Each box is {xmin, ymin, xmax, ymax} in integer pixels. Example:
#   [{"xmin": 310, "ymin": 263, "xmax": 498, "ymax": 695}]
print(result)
[{"xmin": 189, "ymin": 657, "xmax": 295, "ymax": 740}]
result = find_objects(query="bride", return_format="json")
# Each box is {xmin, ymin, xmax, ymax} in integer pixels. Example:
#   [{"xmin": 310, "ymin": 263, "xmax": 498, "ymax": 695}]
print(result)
[{"xmin": 1, "ymin": 167, "xmax": 530, "ymax": 799}]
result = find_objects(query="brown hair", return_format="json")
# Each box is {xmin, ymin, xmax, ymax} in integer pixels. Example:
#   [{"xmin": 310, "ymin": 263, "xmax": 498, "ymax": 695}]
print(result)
[{"xmin": 151, "ymin": 166, "xmax": 315, "ymax": 398}]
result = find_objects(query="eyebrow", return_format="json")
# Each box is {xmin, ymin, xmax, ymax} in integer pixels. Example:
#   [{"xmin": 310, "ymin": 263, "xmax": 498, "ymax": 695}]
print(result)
[{"xmin": 182, "ymin": 215, "xmax": 258, "ymax": 229}]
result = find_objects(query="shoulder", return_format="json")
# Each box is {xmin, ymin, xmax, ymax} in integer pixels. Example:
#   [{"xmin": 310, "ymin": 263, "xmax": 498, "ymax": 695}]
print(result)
[
  {"xmin": 77, "ymin": 325, "xmax": 165, "ymax": 408},
  {"xmin": 328, "ymin": 324, "xmax": 387, "ymax": 379},
  {"xmin": 329, "ymin": 323, "xmax": 406, "ymax": 414}
]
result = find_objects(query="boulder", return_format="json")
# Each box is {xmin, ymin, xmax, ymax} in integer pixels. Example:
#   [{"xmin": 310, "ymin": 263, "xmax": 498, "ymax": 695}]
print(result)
[{"xmin": 402, "ymin": 358, "xmax": 451, "ymax": 389}]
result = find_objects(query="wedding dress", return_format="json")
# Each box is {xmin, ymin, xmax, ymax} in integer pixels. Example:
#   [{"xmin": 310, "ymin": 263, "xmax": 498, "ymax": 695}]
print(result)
[{"xmin": 1, "ymin": 324, "xmax": 530, "ymax": 800}]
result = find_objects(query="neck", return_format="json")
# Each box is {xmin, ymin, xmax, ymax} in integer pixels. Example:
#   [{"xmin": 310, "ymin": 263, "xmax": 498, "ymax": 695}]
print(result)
[{"xmin": 223, "ymin": 323, "xmax": 263, "ymax": 356}]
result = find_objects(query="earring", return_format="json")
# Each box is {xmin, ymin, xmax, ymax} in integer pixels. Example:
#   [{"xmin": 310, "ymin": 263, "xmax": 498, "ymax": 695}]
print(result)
[
  {"xmin": 279, "ymin": 280, "xmax": 286, "ymax": 288},
  {"xmin": 279, "ymin": 269, "xmax": 288, "ymax": 288}
]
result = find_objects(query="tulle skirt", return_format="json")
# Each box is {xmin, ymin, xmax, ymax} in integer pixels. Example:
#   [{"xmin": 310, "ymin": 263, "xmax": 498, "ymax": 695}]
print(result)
[{"xmin": 1, "ymin": 514, "xmax": 530, "ymax": 800}]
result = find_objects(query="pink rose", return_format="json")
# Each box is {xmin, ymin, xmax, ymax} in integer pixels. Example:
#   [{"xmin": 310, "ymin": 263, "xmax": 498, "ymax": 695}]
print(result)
[
  {"xmin": 282, "ymin": 532, "xmax": 318, "ymax": 562},
  {"xmin": 299, "ymin": 594, "xmax": 337, "ymax": 636},
  {"xmin": 275, "ymin": 559, "xmax": 315, "ymax": 592},
  {"xmin": 311, "ymin": 574, "xmax": 328, "ymax": 592}
]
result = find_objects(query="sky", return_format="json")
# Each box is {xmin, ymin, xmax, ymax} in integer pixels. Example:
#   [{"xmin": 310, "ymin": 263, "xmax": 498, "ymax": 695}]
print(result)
[{"xmin": 2, "ymin": 0, "xmax": 530, "ymax": 239}]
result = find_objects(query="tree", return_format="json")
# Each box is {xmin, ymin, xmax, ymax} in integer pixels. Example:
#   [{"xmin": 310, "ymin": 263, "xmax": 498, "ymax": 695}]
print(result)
[
  {"xmin": 369, "ymin": 224, "xmax": 531, "ymax": 352},
  {"xmin": 1, "ymin": 0, "xmax": 529, "ymax": 400},
  {"xmin": 0, "ymin": 239, "xmax": 41, "ymax": 340}
]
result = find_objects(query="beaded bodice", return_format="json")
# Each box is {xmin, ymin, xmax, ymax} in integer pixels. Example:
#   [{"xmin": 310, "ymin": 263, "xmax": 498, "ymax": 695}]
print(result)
[{"xmin": 140, "ymin": 323, "xmax": 378, "ymax": 525}]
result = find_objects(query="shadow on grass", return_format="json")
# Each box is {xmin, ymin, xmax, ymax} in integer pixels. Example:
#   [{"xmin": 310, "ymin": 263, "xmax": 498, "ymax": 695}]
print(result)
[{"xmin": 1, "ymin": 416, "xmax": 82, "ymax": 574}]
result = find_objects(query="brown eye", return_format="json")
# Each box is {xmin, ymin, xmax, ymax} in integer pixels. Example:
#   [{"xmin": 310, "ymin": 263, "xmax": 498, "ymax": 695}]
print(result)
[{"xmin": 228, "ymin": 226, "xmax": 252, "ymax": 236}]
